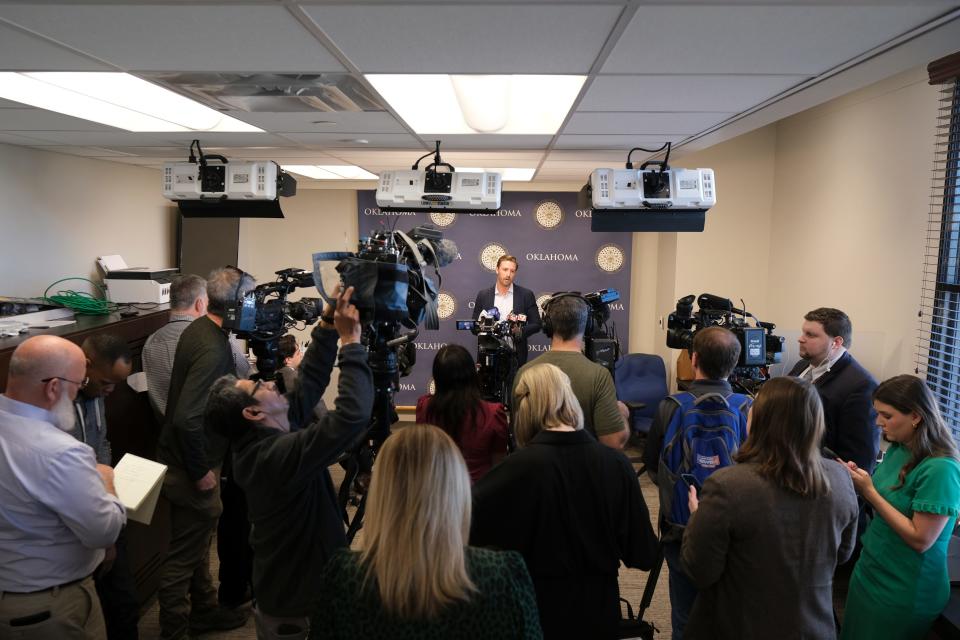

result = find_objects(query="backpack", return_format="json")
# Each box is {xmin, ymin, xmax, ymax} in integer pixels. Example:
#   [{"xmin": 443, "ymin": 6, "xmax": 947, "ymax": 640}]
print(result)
[{"xmin": 657, "ymin": 391, "xmax": 751, "ymax": 529}]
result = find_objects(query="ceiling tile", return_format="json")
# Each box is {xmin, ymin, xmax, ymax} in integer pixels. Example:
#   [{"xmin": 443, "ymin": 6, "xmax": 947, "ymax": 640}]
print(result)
[
  {"xmin": 10, "ymin": 131, "xmax": 171, "ymax": 146},
  {"xmin": 436, "ymin": 135, "xmax": 553, "ymax": 150},
  {"xmin": 565, "ymin": 111, "xmax": 733, "ymax": 135},
  {"xmin": 0, "ymin": 4, "xmax": 345, "ymax": 72},
  {"xmin": 304, "ymin": 3, "xmax": 622, "ymax": 73},
  {"xmin": 581, "ymin": 75, "xmax": 804, "ymax": 112},
  {"xmin": 0, "ymin": 108, "xmax": 124, "ymax": 132},
  {"xmin": 231, "ymin": 110, "xmax": 406, "ymax": 134},
  {"xmin": 276, "ymin": 132, "xmax": 421, "ymax": 148},
  {"xmin": 603, "ymin": 4, "xmax": 954, "ymax": 75},
  {"xmin": 0, "ymin": 22, "xmax": 113, "ymax": 71},
  {"xmin": 554, "ymin": 133, "xmax": 683, "ymax": 150}
]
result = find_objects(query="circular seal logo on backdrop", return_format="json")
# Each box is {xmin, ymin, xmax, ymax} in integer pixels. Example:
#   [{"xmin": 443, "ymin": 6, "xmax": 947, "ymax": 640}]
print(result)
[
  {"xmin": 437, "ymin": 292, "xmax": 456, "ymax": 319},
  {"xmin": 428, "ymin": 378, "xmax": 436, "ymax": 396},
  {"xmin": 480, "ymin": 243, "xmax": 509, "ymax": 272},
  {"xmin": 429, "ymin": 211, "xmax": 457, "ymax": 228},
  {"xmin": 595, "ymin": 244, "xmax": 625, "ymax": 273},
  {"xmin": 534, "ymin": 200, "xmax": 564, "ymax": 229}
]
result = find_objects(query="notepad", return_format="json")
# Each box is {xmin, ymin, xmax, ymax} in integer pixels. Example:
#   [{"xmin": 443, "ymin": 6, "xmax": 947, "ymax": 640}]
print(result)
[{"xmin": 113, "ymin": 454, "xmax": 167, "ymax": 525}]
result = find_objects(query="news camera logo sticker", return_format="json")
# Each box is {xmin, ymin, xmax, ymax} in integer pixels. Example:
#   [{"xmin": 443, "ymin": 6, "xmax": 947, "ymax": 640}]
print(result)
[
  {"xmin": 480, "ymin": 243, "xmax": 508, "ymax": 272},
  {"xmin": 437, "ymin": 292, "xmax": 456, "ymax": 320},
  {"xmin": 536, "ymin": 293, "xmax": 554, "ymax": 316},
  {"xmin": 595, "ymin": 244, "xmax": 625, "ymax": 273},
  {"xmin": 534, "ymin": 200, "xmax": 563, "ymax": 229},
  {"xmin": 429, "ymin": 211, "xmax": 457, "ymax": 228}
]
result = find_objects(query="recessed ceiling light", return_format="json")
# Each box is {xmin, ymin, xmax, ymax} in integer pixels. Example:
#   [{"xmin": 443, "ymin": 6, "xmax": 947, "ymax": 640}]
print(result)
[
  {"xmin": 0, "ymin": 72, "xmax": 262, "ymax": 132},
  {"xmin": 283, "ymin": 165, "xmax": 378, "ymax": 180},
  {"xmin": 366, "ymin": 74, "xmax": 585, "ymax": 135},
  {"xmin": 312, "ymin": 120, "xmax": 336, "ymax": 125},
  {"xmin": 459, "ymin": 167, "xmax": 535, "ymax": 182},
  {"xmin": 339, "ymin": 138, "xmax": 369, "ymax": 144}
]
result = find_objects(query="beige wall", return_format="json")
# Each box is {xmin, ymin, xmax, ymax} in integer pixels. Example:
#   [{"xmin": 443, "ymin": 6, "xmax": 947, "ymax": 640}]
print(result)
[
  {"xmin": 766, "ymin": 67, "xmax": 937, "ymax": 380},
  {"xmin": 0, "ymin": 143, "xmax": 177, "ymax": 299}
]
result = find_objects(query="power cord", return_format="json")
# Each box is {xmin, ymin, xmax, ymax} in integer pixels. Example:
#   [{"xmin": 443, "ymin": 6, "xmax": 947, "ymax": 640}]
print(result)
[{"xmin": 43, "ymin": 277, "xmax": 116, "ymax": 315}]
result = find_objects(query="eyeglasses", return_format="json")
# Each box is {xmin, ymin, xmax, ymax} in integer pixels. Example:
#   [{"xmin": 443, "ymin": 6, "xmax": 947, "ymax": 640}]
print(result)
[
  {"xmin": 41, "ymin": 376, "xmax": 89, "ymax": 390},
  {"xmin": 250, "ymin": 379, "xmax": 263, "ymax": 397}
]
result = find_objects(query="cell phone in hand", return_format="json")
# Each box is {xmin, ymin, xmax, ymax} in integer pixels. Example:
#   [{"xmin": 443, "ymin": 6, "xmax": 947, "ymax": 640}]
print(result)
[{"xmin": 681, "ymin": 473, "xmax": 702, "ymax": 492}]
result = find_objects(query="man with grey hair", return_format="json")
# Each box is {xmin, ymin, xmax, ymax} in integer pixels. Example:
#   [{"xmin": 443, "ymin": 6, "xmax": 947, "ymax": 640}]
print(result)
[
  {"xmin": 156, "ymin": 266, "xmax": 254, "ymax": 639},
  {"xmin": 516, "ymin": 293, "xmax": 628, "ymax": 449},
  {"xmin": 0, "ymin": 335, "xmax": 126, "ymax": 638},
  {"xmin": 143, "ymin": 274, "xmax": 208, "ymax": 418}
]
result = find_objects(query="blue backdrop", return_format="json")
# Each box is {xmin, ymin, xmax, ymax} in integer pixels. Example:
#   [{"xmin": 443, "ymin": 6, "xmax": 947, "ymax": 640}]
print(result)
[{"xmin": 356, "ymin": 190, "xmax": 632, "ymax": 406}]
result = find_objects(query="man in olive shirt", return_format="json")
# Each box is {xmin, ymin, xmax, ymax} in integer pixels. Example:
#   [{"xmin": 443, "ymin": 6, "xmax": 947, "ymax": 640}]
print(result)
[
  {"xmin": 155, "ymin": 266, "xmax": 254, "ymax": 640},
  {"xmin": 515, "ymin": 294, "xmax": 628, "ymax": 449}
]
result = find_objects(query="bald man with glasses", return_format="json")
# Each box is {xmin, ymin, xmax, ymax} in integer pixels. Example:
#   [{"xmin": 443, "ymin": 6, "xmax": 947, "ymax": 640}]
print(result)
[{"xmin": 0, "ymin": 335, "xmax": 126, "ymax": 639}]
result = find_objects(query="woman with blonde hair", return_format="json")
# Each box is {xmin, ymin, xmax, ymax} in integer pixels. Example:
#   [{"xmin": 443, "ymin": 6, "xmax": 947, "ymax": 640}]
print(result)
[
  {"xmin": 841, "ymin": 374, "xmax": 960, "ymax": 639},
  {"xmin": 681, "ymin": 376, "xmax": 859, "ymax": 639},
  {"xmin": 471, "ymin": 363, "xmax": 657, "ymax": 640},
  {"xmin": 309, "ymin": 424, "xmax": 542, "ymax": 639}
]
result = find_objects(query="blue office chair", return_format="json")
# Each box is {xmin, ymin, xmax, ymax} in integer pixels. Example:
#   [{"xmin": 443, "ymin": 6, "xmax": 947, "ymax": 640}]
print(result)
[{"xmin": 614, "ymin": 353, "xmax": 669, "ymax": 436}]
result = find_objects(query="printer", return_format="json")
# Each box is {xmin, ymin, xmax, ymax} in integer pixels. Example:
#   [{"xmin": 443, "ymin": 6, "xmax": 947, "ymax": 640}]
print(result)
[{"xmin": 98, "ymin": 255, "xmax": 179, "ymax": 304}]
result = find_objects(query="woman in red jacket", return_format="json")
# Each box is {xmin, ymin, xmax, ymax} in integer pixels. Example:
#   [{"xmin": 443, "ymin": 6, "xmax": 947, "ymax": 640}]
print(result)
[{"xmin": 416, "ymin": 344, "xmax": 508, "ymax": 482}]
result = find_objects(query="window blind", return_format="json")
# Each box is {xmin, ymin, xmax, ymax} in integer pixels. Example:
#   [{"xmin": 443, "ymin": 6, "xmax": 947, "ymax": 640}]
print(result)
[{"xmin": 917, "ymin": 53, "xmax": 960, "ymax": 436}]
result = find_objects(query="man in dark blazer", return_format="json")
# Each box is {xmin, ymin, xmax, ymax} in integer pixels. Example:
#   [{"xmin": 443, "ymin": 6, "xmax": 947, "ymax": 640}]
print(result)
[
  {"xmin": 788, "ymin": 307, "xmax": 879, "ymax": 473},
  {"xmin": 472, "ymin": 254, "xmax": 541, "ymax": 366}
]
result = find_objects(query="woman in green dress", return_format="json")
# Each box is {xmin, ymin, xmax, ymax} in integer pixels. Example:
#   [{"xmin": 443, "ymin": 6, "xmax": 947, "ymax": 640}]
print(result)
[{"xmin": 840, "ymin": 374, "xmax": 960, "ymax": 639}]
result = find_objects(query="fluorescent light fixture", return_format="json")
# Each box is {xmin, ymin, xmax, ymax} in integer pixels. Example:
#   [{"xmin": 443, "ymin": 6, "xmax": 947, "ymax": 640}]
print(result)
[
  {"xmin": 459, "ymin": 167, "xmax": 535, "ymax": 182},
  {"xmin": 366, "ymin": 74, "xmax": 585, "ymax": 135},
  {"xmin": 0, "ymin": 72, "xmax": 262, "ymax": 132},
  {"xmin": 284, "ymin": 165, "xmax": 378, "ymax": 180}
]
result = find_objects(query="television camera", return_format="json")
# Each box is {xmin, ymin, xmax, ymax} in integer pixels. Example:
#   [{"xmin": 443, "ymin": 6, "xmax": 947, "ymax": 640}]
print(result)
[
  {"xmin": 666, "ymin": 293, "xmax": 784, "ymax": 395},
  {"xmin": 582, "ymin": 288, "xmax": 621, "ymax": 373},
  {"xmin": 456, "ymin": 309, "xmax": 527, "ymax": 405},
  {"xmin": 222, "ymin": 268, "xmax": 323, "ymax": 386},
  {"xmin": 311, "ymin": 222, "xmax": 456, "ymax": 541}
]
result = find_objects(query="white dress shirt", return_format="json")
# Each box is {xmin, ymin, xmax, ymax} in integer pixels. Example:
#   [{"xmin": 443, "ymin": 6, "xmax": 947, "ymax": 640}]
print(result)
[
  {"xmin": 493, "ymin": 284, "xmax": 514, "ymax": 319},
  {"xmin": 799, "ymin": 347, "xmax": 847, "ymax": 383},
  {"xmin": 0, "ymin": 394, "xmax": 126, "ymax": 591}
]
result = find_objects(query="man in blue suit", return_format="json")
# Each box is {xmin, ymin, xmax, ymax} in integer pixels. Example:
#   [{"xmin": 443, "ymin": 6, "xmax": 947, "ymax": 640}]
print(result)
[{"xmin": 472, "ymin": 255, "xmax": 541, "ymax": 366}]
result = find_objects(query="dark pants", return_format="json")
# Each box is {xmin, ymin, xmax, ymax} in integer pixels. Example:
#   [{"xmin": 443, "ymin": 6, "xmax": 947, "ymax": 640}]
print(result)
[
  {"xmin": 663, "ymin": 540, "xmax": 698, "ymax": 640},
  {"xmin": 95, "ymin": 529, "xmax": 140, "ymax": 640},
  {"xmin": 158, "ymin": 466, "xmax": 222, "ymax": 638},
  {"xmin": 216, "ymin": 470, "xmax": 253, "ymax": 607}
]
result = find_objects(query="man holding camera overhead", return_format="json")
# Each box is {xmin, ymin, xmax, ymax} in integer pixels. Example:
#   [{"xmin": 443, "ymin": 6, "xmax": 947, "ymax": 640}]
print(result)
[{"xmin": 472, "ymin": 255, "xmax": 541, "ymax": 366}]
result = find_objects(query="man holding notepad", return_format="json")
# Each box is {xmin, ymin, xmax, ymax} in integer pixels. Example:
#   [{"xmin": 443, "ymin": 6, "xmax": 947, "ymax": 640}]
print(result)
[{"xmin": 0, "ymin": 335, "xmax": 126, "ymax": 639}]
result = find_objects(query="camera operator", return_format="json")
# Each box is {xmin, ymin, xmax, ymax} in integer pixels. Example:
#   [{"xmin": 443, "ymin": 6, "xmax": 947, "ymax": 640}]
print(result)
[
  {"xmin": 204, "ymin": 286, "xmax": 373, "ymax": 640},
  {"xmin": 518, "ymin": 295, "xmax": 627, "ymax": 450},
  {"xmin": 472, "ymin": 255, "xmax": 541, "ymax": 366}
]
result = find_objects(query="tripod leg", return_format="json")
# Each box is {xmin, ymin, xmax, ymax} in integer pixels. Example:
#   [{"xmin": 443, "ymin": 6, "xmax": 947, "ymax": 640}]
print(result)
[
  {"xmin": 637, "ymin": 543, "xmax": 666, "ymax": 622},
  {"xmin": 345, "ymin": 491, "xmax": 368, "ymax": 544}
]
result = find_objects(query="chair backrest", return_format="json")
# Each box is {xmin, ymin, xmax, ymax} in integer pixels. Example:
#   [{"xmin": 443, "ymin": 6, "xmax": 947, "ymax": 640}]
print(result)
[{"xmin": 614, "ymin": 353, "xmax": 669, "ymax": 429}]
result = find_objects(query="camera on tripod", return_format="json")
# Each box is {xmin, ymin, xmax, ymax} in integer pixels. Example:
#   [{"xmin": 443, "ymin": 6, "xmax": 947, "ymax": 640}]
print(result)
[
  {"xmin": 666, "ymin": 293, "xmax": 784, "ymax": 394},
  {"xmin": 456, "ymin": 308, "xmax": 526, "ymax": 404},
  {"xmin": 222, "ymin": 268, "xmax": 324, "ymax": 383},
  {"xmin": 582, "ymin": 288, "xmax": 621, "ymax": 372}
]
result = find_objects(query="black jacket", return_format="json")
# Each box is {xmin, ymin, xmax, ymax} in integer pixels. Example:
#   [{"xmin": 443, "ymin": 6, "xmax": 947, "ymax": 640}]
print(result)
[
  {"xmin": 789, "ymin": 351, "xmax": 879, "ymax": 472},
  {"xmin": 471, "ymin": 429, "xmax": 658, "ymax": 639},
  {"xmin": 472, "ymin": 284, "xmax": 541, "ymax": 365},
  {"xmin": 231, "ymin": 327, "xmax": 373, "ymax": 617},
  {"xmin": 157, "ymin": 316, "xmax": 235, "ymax": 481}
]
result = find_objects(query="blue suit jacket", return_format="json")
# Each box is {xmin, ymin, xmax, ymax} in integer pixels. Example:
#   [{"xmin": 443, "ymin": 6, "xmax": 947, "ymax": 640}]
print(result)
[{"xmin": 472, "ymin": 284, "xmax": 542, "ymax": 365}]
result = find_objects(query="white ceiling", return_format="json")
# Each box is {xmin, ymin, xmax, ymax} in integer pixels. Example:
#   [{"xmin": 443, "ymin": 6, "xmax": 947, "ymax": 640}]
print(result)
[{"xmin": 0, "ymin": 0, "xmax": 958, "ymax": 185}]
